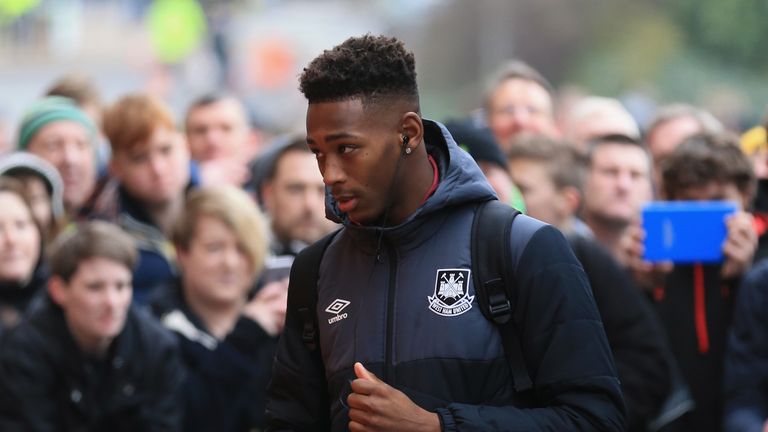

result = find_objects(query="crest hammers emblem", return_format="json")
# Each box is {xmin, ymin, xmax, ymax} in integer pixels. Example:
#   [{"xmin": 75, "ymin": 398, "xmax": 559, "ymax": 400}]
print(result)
[{"xmin": 428, "ymin": 269, "xmax": 474, "ymax": 316}]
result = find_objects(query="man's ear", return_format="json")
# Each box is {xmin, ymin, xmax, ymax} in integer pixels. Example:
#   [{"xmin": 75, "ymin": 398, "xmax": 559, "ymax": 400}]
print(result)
[
  {"xmin": 560, "ymin": 185, "xmax": 582, "ymax": 216},
  {"xmin": 400, "ymin": 112, "xmax": 424, "ymax": 150},
  {"xmin": 48, "ymin": 276, "xmax": 67, "ymax": 307}
]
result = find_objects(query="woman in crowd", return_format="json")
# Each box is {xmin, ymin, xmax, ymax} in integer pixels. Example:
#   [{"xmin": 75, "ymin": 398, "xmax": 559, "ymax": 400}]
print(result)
[
  {"xmin": 0, "ymin": 176, "xmax": 47, "ymax": 334},
  {"xmin": 149, "ymin": 185, "xmax": 288, "ymax": 432},
  {"xmin": 0, "ymin": 152, "xmax": 65, "ymax": 244}
]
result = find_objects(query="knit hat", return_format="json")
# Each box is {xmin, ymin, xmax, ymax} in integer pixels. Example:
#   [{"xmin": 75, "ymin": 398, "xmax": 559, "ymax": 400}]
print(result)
[
  {"xmin": 0, "ymin": 151, "xmax": 65, "ymax": 220},
  {"xmin": 17, "ymin": 96, "xmax": 96, "ymax": 150}
]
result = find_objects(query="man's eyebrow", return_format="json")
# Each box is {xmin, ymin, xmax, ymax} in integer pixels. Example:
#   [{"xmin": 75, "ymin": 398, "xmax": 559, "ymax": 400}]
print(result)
[{"xmin": 307, "ymin": 132, "xmax": 361, "ymax": 145}]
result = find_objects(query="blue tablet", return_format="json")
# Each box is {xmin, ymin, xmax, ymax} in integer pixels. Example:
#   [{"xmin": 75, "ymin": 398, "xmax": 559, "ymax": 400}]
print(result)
[{"xmin": 642, "ymin": 201, "xmax": 737, "ymax": 263}]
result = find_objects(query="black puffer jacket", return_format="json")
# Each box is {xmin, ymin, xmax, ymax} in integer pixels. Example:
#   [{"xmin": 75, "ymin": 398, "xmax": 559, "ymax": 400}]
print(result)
[
  {"xmin": 0, "ymin": 298, "xmax": 185, "ymax": 431},
  {"xmin": 266, "ymin": 120, "xmax": 625, "ymax": 431}
]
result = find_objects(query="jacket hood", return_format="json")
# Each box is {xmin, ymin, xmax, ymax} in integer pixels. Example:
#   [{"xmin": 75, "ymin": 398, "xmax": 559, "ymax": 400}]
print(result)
[{"xmin": 325, "ymin": 119, "xmax": 497, "ymax": 229}]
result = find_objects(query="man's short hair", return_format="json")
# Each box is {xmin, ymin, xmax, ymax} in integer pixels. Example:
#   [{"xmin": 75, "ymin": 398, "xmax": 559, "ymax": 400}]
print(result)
[
  {"xmin": 103, "ymin": 93, "xmax": 176, "ymax": 155},
  {"xmin": 49, "ymin": 221, "xmax": 138, "ymax": 282},
  {"xmin": 508, "ymin": 135, "xmax": 586, "ymax": 191},
  {"xmin": 483, "ymin": 60, "xmax": 554, "ymax": 110},
  {"xmin": 184, "ymin": 93, "xmax": 248, "ymax": 129},
  {"xmin": 173, "ymin": 186, "xmax": 268, "ymax": 278},
  {"xmin": 585, "ymin": 133, "xmax": 649, "ymax": 166},
  {"xmin": 566, "ymin": 96, "xmax": 640, "ymax": 139},
  {"xmin": 264, "ymin": 137, "xmax": 312, "ymax": 183},
  {"xmin": 45, "ymin": 73, "xmax": 101, "ymax": 109},
  {"xmin": 299, "ymin": 34, "xmax": 419, "ymax": 109},
  {"xmin": 662, "ymin": 133, "xmax": 755, "ymax": 201},
  {"xmin": 645, "ymin": 104, "xmax": 723, "ymax": 139}
]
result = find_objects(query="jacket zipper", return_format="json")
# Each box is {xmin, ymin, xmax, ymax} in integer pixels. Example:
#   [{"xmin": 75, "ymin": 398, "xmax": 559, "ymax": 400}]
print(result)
[{"xmin": 384, "ymin": 239, "xmax": 398, "ymax": 384}]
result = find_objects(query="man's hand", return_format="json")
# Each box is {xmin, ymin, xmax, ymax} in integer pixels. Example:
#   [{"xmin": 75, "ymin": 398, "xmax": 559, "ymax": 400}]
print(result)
[
  {"xmin": 242, "ymin": 278, "xmax": 289, "ymax": 336},
  {"xmin": 200, "ymin": 158, "xmax": 250, "ymax": 187},
  {"xmin": 347, "ymin": 362, "xmax": 440, "ymax": 432},
  {"xmin": 621, "ymin": 223, "xmax": 673, "ymax": 291},
  {"xmin": 721, "ymin": 211, "xmax": 757, "ymax": 279}
]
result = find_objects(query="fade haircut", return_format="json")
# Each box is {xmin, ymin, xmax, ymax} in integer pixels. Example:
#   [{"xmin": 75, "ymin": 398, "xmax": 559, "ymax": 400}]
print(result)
[
  {"xmin": 103, "ymin": 93, "xmax": 176, "ymax": 155},
  {"xmin": 299, "ymin": 35, "xmax": 419, "ymax": 110},
  {"xmin": 662, "ymin": 132, "xmax": 755, "ymax": 202},
  {"xmin": 507, "ymin": 135, "xmax": 586, "ymax": 191},
  {"xmin": 49, "ymin": 221, "xmax": 137, "ymax": 282}
]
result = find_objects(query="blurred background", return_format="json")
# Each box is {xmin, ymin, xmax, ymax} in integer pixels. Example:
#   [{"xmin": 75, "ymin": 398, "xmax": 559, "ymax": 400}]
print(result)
[{"xmin": 1, "ymin": 0, "xmax": 767, "ymax": 142}]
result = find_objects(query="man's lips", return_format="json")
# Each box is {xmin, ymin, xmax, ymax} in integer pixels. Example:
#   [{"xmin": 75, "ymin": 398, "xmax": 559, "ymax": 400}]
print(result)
[{"xmin": 334, "ymin": 194, "xmax": 358, "ymax": 213}]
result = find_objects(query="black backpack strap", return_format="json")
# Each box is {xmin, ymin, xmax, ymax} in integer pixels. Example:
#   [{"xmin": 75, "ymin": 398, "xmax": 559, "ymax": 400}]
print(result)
[
  {"xmin": 471, "ymin": 200, "xmax": 532, "ymax": 392},
  {"xmin": 290, "ymin": 229, "xmax": 341, "ymax": 352}
]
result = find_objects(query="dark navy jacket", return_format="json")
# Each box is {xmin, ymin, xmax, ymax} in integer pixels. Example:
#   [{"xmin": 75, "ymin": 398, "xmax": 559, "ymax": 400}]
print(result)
[
  {"xmin": 266, "ymin": 120, "xmax": 625, "ymax": 431},
  {"xmin": 724, "ymin": 260, "xmax": 768, "ymax": 432}
]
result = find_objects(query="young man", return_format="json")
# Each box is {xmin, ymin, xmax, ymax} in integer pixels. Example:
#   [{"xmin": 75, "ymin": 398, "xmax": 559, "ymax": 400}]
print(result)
[
  {"xmin": 0, "ymin": 221, "xmax": 184, "ymax": 431},
  {"xmin": 652, "ymin": 133, "xmax": 757, "ymax": 432},
  {"xmin": 266, "ymin": 35, "xmax": 624, "ymax": 431},
  {"xmin": 92, "ymin": 93, "xmax": 197, "ymax": 304},
  {"xmin": 508, "ymin": 135, "xmax": 681, "ymax": 431},
  {"xmin": 255, "ymin": 136, "xmax": 338, "ymax": 256}
]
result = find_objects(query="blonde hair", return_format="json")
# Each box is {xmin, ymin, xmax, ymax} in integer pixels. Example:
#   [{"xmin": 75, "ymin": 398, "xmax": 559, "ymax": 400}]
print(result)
[{"xmin": 173, "ymin": 186, "xmax": 268, "ymax": 278}]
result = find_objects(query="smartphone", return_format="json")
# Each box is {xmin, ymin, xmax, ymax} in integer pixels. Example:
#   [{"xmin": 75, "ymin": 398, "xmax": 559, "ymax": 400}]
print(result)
[{"xmin": 642, "ymin": 200, "xmax": 737, "ymax": 263}]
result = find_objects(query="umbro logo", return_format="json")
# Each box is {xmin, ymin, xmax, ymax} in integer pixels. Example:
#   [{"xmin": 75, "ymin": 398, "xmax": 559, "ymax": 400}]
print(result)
[{"xmin": 325, "ymin": 299, "xmax": 350, "ymax": 324}]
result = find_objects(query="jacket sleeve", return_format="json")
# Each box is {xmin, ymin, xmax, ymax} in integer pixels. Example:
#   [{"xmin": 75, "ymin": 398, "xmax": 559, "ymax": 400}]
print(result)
[
  {"xmin": 723, "ymin": 263, "xmax": 768, "ymax": 432},
  {"xmin": 142, "ymin": 326, "xmax": 186, "ymax": 432},
  {"xmin": 436, "ymin": 225, "xmax": 626, "ymax": 431},
  {"xmin": 0, "ymin": 326, "xmax": 59, "ymax": 432},
  {"xmin": 179, "ymin": 317, "xmax": 277, "ymax": 431},
  {"xmin": 575, "ymin": 237, "xmax": 672, "ymax": 430},
  {"xmin": 265, "ymin": 280, "xmax": 331, "ymax": 431}
]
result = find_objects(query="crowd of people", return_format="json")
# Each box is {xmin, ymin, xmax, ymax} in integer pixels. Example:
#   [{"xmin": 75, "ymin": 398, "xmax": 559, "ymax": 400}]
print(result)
[{"xmin": 0, "ymin": 33, "xmax": 766, "ymax": 431}]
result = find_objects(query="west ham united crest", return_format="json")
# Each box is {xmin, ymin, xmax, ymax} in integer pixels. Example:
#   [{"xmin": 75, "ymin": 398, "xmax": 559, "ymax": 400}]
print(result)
[{"xmin": 428, "ymin": 269, "xmax": 474, "ymax": 316}]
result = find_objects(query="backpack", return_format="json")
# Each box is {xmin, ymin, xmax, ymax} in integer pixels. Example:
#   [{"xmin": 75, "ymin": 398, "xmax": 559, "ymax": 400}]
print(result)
[{"xmin": 290, "ymin": 199, "xmax": 532, "ymax": 393}]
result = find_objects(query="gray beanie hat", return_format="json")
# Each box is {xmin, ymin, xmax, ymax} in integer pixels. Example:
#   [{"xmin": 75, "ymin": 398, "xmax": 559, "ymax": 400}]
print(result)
[{"xmin": 0, "ymin": 151, "xmax": 65, "ymax": 219}]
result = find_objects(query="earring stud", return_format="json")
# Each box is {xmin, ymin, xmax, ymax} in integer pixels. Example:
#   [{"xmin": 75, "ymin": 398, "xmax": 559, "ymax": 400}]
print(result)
[{"xmin": 405, "ymin": 147, "xmax": 412, "ymax": 154}]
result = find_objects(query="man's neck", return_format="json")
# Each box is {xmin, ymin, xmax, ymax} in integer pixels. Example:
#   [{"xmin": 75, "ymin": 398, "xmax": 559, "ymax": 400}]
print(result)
[
  {"xmin": 69, "ymin": 327, "xmax": 113, "ymax": 358},
  {"xmin": 584, "ymin": 214, "xmax": 630, "ymax": 263},
  {"xmin": 146, "ymin": 195, "xmax": 184, "ymax": 237},
  {"xmin": 185, "ymin": 290, "xmax": 244, "ymax": 340},
  {"xmin": 387, "ymin": 152, "xmax": 437, "ymax": 226}
]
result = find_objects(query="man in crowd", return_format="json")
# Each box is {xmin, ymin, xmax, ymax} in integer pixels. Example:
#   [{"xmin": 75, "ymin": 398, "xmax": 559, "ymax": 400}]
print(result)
[
  {"xmin": 266, "ymin": 34, "xmax": 624, "ymax": 431},
  {"xmin": 483, "ymin": 60, "xmax": 559, "ymax": 151},
  {"xmin": 563, "ymin": 96, "xmax": 641, "ymax": 151},
  {"xmin": 91, "ymin": 93, "xmax": 197, "ymax": 304},
  {"xmin": 652, "ymin": 133, "xmax": 757, "ymax": 431},
  {"xmin": 0, "ymin": 221, "xmax": 184, "ymax": 430},
  {"xmin": 508, "ymin": 135, "xmax": 682, "ymax": 431},
  {"xmin": 253, "ymin": 136, "xmax": 337, "ymax": 256},
  {"xmin": 185, "ymin": 93, "xmax": 262, "ymax": 187},
  {"xmin": 581, "ymin": 134, "xmax": 654, "ymax": 265},
  {"xmin": 645, "ymin": 104, "xmax": 723, "ymax": 192},
  {"xmin": 17, "ymin": 96, "xmax": 98, "ymax": 217}
]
